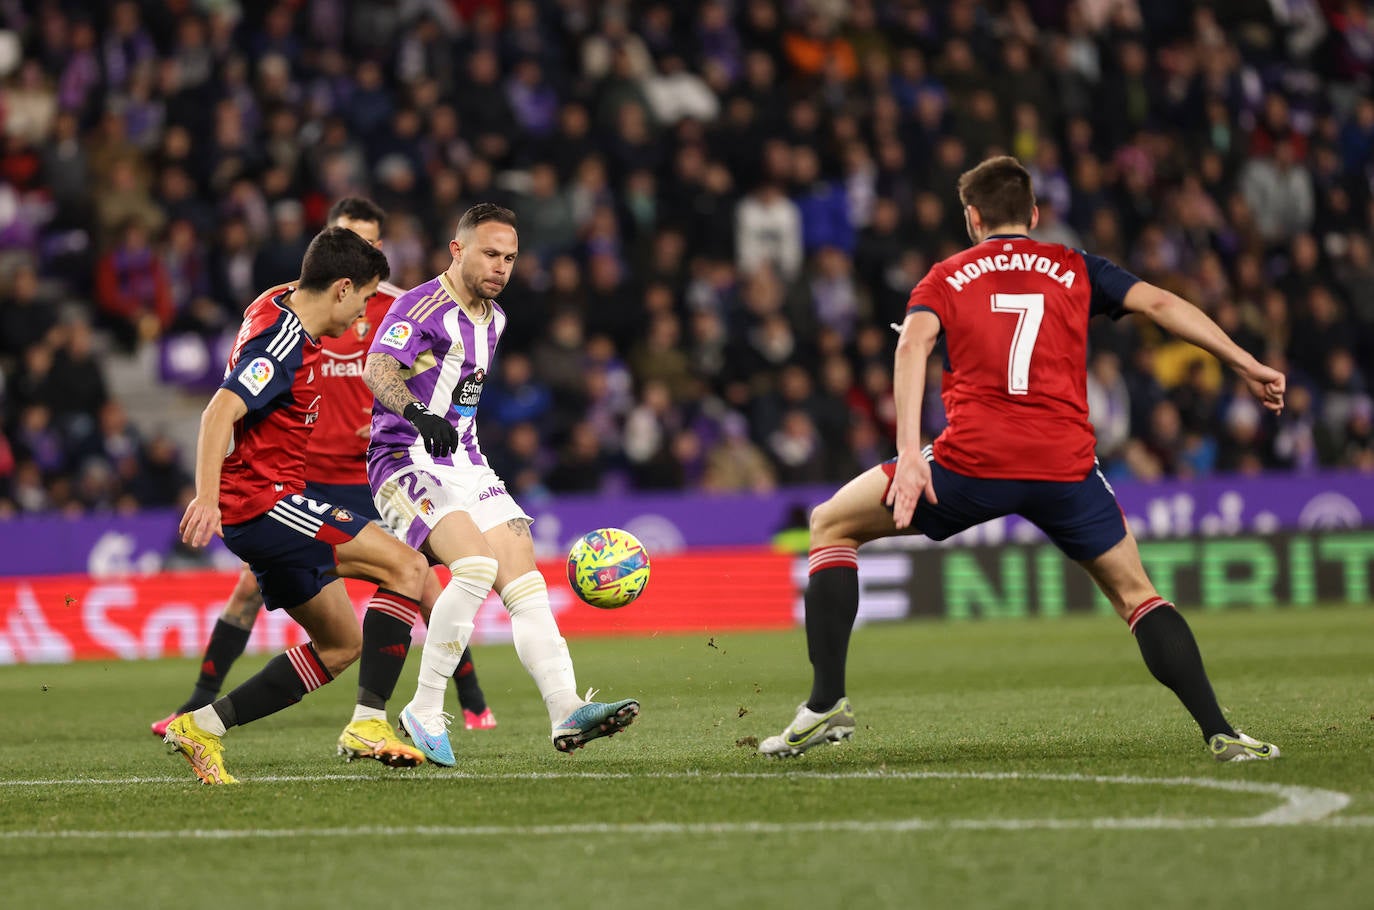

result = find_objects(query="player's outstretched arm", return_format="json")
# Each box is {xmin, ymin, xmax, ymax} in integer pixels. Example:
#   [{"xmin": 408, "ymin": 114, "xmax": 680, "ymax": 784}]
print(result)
[
  {"xmin": 1122, "ymin": 281, "xmax": 1286, "ymax": 414},
  {"xmin": 886, "ymin": 311, "xmax": 942, "ymax": 529},
  {"xmin": 179, "ymin": 389, "xmax": 247, "ymax": 547},
  {"xmin": 364, "ymin": 352, "xmax": 460, "ymax": 456}
]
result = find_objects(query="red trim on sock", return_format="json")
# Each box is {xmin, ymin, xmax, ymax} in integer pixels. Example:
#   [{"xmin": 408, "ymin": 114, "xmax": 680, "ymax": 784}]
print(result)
[
  {"xmin": 808, "ymin": 545, "xmax": 858, "ymax": 575},
  {"xmin": 1127, "ymin": 596, "xmax": 1171, "ymax": 633},
  {"xmin": 367, "ymin": 589, "xmax": 420, "ymax": 626},
  {"xmin": 285, "ymin": 643, "xmax": 331, "ymax": 692}
]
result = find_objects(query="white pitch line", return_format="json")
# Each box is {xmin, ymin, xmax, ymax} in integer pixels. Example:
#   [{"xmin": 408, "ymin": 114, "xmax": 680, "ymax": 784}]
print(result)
[
  {"xmin": 0, "ymin": 771, "xmax": 1357, "ymax": 836},
  {"xmin": 1323, "ymin": 815, "xmax": 1374, "ymax": 827}
]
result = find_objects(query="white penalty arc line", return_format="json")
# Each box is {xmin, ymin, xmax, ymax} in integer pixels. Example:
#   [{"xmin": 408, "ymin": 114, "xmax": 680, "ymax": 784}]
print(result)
[{"xmin": 0, "ymin": 771, "xmax": 1357, "ymax": 836}]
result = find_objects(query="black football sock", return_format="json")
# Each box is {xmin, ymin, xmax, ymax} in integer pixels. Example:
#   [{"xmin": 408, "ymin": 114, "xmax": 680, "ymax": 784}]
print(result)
[
  {"xmin": 804, "ymin": 547, "xmax": 860, "ymax": 712},
  {"xmin": 178, "ymin": 619, "xmax": 252, "ymax": 713},
  {"xmin": 452, "ymin": 648, "xmax": 488, "ymax": 713},
  {"xmin": 1129, "ymin": 597, "xmax": 1235, "ymax": 741},
  {"xmin": 212, "ymin": 643, "xmax": 332, "ymax": 729},
  {"xmin": 357, "ymin": 590, "xmax": 420, "ymax": 711}
]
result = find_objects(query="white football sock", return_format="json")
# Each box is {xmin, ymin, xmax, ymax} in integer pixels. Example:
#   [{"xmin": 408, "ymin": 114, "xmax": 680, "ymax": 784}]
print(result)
[
  {"xmin": 500, "ymin": 570, "xmax": 581, "ymax": 721},
  {"xmin": 192, "ymin": 705, "xmax": 226, "ymax": 737},
  {"xmin": 351, "ymin": 705, "xmax": 386, "ymax": 723},
  {"xmin": 412, "ymin": 555, "xmax": 497, "ymax": 713}
]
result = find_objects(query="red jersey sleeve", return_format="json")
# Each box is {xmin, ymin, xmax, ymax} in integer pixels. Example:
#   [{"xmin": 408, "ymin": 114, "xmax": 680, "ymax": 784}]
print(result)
[{"xmin": 905, "ymin": 266, "xmax": 949, "ymax": 326}]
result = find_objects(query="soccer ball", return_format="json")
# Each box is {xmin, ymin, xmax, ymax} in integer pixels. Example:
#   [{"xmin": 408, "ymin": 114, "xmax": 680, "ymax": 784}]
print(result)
[{"xmin": 566, "ymin": 528, "xmax": 651, "ymax": 609}]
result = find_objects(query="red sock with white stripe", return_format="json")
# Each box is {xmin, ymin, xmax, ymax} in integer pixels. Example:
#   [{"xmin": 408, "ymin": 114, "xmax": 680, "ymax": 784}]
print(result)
[
  {"xmin": 1128, "ymin": 596, "xmax": 1235, "ymax": 740},
  {"xmin": 805, "ymin": 546, "xmax": 860, "ymax": 712},
  {"xmin": 354, "ymin": 589, "xmax": 421, "ymax": 722},
  {"xmin": 206, "ymin": 642, "xmax": 334, "ymax": 730}
]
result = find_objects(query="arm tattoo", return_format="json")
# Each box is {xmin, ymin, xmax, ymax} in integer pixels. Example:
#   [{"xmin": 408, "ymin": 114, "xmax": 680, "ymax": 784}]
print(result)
[{"xmin": 365, "ymin": 353, "xmax": 419, "ymax": 416}]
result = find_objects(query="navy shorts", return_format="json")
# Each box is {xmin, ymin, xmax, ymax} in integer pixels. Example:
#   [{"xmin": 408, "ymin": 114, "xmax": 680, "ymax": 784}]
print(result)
[
  {"xmin": 885, "ymin": 457, "xmax": 1128, "ymax": 562},
  {"xmin": 308, "ymin": 481, "xmax": 381, "ymax": 522},
  {"xmin": 222, "ymin": 485, "xmax": 373, "ymax": 611}
]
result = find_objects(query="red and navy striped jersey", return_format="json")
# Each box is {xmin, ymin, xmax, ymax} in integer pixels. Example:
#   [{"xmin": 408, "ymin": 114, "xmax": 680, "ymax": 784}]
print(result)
[
  {"xmin": 906, "ymin": 235, "xmax": 1139, "ymax": 481},
  {"xmin": 218, "ymin": 286, "xmax": 321, "ymax": 524}
]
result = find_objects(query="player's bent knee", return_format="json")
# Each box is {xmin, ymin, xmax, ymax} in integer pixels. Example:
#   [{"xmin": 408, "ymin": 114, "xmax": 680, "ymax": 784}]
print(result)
[
  {"xmin": 810, "ymin": 498, "xmax": 862, "ymax": 547},
  {"xmin": 234, "ymin": 566, "xmax": 257, "ymax": 591},
  {"xmin": 353, "ymin": 530, "xmax": 429, "ymax": 599},
  {"xmin": 384, "ymin": 547, "xmax": 428, "ymax": 600},
  {"xmin": 809, "ymin": 499, "xmax": 838, "ymax": 542}
]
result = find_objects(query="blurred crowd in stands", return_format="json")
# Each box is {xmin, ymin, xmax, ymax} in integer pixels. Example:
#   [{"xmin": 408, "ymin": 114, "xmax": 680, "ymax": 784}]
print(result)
[{"xmin": 1, "ymin": 0, "xmax": 1372, "ymax": 517}]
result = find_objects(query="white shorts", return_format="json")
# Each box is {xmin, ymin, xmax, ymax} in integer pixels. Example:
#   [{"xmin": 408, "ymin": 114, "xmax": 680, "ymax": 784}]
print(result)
[{"xmin": 371, "ymin": 461, "xmax": 531, "ymax": 552}]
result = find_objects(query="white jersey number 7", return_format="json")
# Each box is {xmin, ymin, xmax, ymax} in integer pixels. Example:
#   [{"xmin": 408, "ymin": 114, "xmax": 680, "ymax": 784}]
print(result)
[{"xmin": 990, "ymin": 293, "xmax": 1044, "ymax": 395}]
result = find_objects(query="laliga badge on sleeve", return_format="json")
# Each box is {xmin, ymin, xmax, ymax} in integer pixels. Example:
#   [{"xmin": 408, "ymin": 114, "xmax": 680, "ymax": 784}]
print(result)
[
  {"xmin": 237, "ymin": 356, "xmax": 276, "ymax": 396},
  {"xmin": 379, "ymin": 321, "xmax": 414, "ymax": 350}
]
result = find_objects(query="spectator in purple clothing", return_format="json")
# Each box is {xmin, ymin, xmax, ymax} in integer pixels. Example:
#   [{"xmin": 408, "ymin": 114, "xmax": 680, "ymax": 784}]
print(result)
[
  {"xmin": 53, "ymin": 19, "xmax": 95, "ymax": 120},
  {"xmin": 506, "ymin": 58, "xmax": 560, "ymax": 139},
  {"xmin": 697, "ymin": 1, "xmax": 744, "ymax": 82},
  {"xmin": 101, "ymin": 2, "xmax": 157, "ymax": 95}
]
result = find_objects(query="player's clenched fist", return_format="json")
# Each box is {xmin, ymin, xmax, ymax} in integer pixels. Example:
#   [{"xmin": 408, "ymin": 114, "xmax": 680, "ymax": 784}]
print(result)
[{"xmin": 403, "ymin": 401, "xmax": 460, "ymax": 457}]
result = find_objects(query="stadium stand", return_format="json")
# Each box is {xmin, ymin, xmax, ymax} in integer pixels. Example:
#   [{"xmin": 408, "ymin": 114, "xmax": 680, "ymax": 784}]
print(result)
[{"xmin": 0, "ymin": 0, "xmax": 1371, "ymax": 517}]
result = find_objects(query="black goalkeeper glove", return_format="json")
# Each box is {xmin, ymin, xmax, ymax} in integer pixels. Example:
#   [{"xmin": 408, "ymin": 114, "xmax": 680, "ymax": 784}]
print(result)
[{"xmin": 403, "ymin": 401, "xmax": 460, "ymax": 457}]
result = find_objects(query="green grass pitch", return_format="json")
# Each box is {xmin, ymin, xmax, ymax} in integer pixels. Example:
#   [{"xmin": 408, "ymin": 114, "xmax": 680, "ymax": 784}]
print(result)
[{"xmin": 2, "ymin": 605, "xmax": 1371, "ymax": 909}]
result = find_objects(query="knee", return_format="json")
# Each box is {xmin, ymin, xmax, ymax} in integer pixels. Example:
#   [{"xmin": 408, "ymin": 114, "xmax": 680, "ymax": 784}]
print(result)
[
  {"xmin": 236, "ymin": 566, "xmax": 257, "ymax": 591},
  {"xmin": 386, "ymin": 549, "xmax": 430, "ymax": 600},
  {"xmin": 809, "ymin": 499, "xmax": 846, "ymax": 547}
]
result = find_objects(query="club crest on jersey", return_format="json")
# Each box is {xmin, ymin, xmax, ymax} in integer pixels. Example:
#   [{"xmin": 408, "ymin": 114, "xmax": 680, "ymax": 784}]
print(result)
[
  {"xmin": 353, "ymin": 317, "xmax": 370, "ymax": 340},
  {"xmin": 331, "ymin": 507, "xmax": 353, "ymax": 523},
  {"xmin": 379, "ymin": 320, "xmax": 413, "ymax": 350},
  {"xmin": 418, "ymin": 498, "xmax": 435, "ymax": 516},
  {"xmin": 237, "ymin": 357, "xmax": 275, "ymax": 395},
  {"xmin": 452, "ymin": 367, "xmax": 486, "ymax": 417}
]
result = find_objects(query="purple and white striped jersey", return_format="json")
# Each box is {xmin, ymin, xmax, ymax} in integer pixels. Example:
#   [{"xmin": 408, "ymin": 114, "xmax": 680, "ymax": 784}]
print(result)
[{"xmin": 366, "ymin": 273, "xmax": 508, "ymax": 473}]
